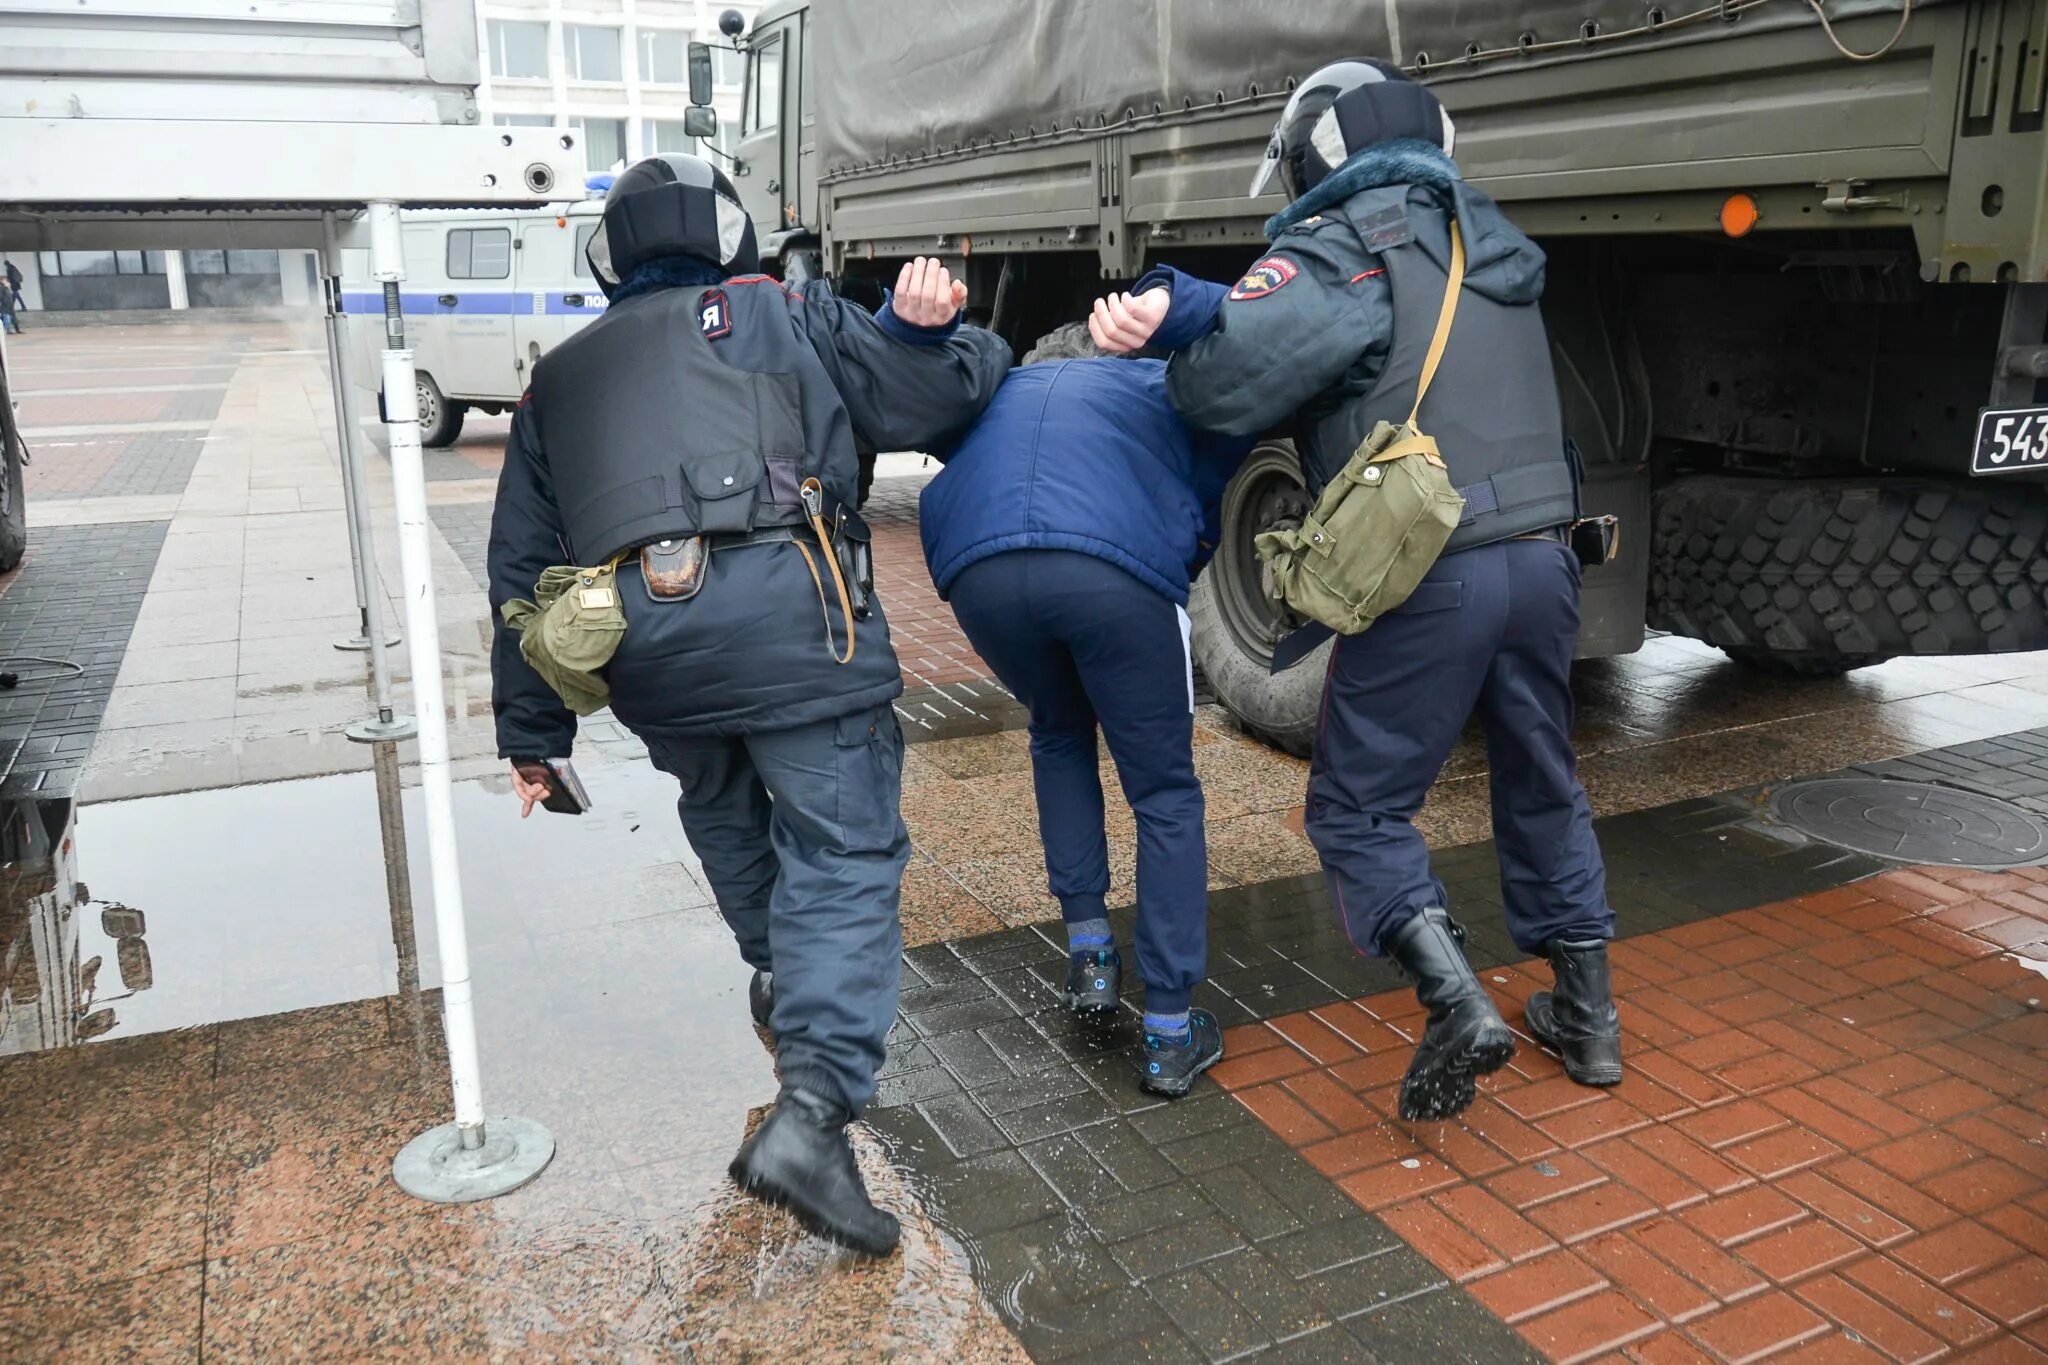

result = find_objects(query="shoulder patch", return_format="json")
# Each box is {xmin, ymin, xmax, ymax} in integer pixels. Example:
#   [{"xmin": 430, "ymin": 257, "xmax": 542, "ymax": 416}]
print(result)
[
  {"xmin": 1229, "ymin": 256, "xmax": 1299, "ymax": 302},
  {"xmin": 698, "ymin": 288, "xmax": 732, "ymax": 340}
]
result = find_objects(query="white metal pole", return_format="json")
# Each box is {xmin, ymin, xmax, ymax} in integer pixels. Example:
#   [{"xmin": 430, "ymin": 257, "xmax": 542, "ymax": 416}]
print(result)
[
  {"xmin": 371, "ymin": 200, "xmax": 552, "ymax": 1201},
  {"xmin": 163, "ymin": 250, "xmax": 189, "ymax": 311}
]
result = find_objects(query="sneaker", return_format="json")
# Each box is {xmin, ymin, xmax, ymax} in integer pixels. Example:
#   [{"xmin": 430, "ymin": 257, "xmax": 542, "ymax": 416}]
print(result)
[
  {"xmin": 1139, "ymin": 1008, "xmax": 1224, "ymax": 1097},
  {"xmin": 1064, "ymin": 947, "xmax": 1121, "ymax": 1014}
]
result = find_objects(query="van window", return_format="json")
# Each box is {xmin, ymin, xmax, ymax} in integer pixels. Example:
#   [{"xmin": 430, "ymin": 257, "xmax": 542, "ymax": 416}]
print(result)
[
  {"xmin": 447, "ymin": 228, "xmax": 512, "ymax": 280},
  {"xmin": 572, "ymin": 223, "xmax": 599, "ymax": 279}
]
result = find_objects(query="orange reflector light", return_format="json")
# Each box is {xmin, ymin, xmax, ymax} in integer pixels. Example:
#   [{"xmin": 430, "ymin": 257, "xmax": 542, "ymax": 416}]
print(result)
[
  {"xmin": 556, "ymin": 216, "xmax": 567, "ymax": 228},
  {"xmin": 1720, "ymin": 193, "xmax": 1761, "ymax": 238}
]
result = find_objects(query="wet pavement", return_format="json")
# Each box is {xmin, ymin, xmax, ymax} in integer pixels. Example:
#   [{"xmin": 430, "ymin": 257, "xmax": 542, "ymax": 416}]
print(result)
[{"xmin": 0, "ymin": 319, "xmax": 2045, "ymax": 1361}]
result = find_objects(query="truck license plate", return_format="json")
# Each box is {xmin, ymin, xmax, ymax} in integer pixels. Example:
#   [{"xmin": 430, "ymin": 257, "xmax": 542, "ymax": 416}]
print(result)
[{"xmin": 1971, "ymin": 405, "xmax": 2048, "ymax": 475}]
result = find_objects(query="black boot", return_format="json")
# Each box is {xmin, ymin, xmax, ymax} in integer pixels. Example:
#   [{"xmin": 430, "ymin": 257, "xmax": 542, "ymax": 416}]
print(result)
[
  {"xmin": 1383, "ymin": 908, "xmax": 1515, "ymax": 1121},
  {"xmin": 729, "ymin": 1087, "xmax": 901, "ymax": 1257},
  {"xmin": 748, "ymin": 970, "xmax": 774, "ymax": 1030},
  {"xmin": 1526, "ymin": 938, "xmax": 1623, "ymax": 1087}
]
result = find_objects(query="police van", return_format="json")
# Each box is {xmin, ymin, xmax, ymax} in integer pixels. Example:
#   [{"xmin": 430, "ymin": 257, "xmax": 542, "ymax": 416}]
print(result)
[{"xmin": 341, "ymin": 199, "xmax": 608, "ymax": 447}]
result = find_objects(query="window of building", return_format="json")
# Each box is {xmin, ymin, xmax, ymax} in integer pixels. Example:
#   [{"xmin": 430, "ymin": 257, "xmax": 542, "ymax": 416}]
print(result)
[
  {"xmin": 712, "ymin": 44, "xmax": 742, "ymax": 89},
  {"xmin": 745, "ymin": 37, "xmax": 781, "ymax": 133},
  {"xmin": 445, "ymin": 228, "xmax": 512, "ymax": 280},
  {"xmin": 638, "ymin": 29, "xmax": 685, "ymax": 84},
  {"xmin": 642, "ymin": 119, "xmax": 693, "ymax": 157},
  {"xmin": 181, "ymin": 250, "xmax": 276, "ymax": 275},
  {"xmin": 564, "ymin": 25, "xmax": 622, "ymax": 82},
  {"xmin": 488, "ymin": 19, "xmax": 548, "ymax": 80},
  {"xmin": 573, "ymin": 222, "xmax": 599, "ymax": 279},
  {"xmin": 36, "ymin": 250, "xmax": 167, "ymax": 276},
  {"xmin": 494, "ymin": 113, "xmax": 554, "ymax": 128},
  {"xmin": 571, "ymin": 117, "xmax": 627, "ymax": 172}
]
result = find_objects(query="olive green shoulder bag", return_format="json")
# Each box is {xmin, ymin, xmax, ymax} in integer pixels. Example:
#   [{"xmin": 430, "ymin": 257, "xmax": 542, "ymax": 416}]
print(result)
[{"xmin": 1254, "ymin": 220, "xmax": 1469, "ymax": 636}]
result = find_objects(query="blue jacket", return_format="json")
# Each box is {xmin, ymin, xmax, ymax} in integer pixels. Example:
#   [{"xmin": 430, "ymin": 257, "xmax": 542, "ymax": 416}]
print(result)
[{"xmin": 918, "ymin": 356, "xmax": 1252, "ymax": 606}]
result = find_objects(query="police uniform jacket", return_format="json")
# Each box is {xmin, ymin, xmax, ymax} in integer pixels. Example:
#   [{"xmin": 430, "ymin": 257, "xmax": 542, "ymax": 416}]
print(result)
[
  {"xmin": 1138, "ymin": 151, "xmax": 1576, "ymax": 554},
  {"xmin": 488, "ymin": 273, "xmax": 1012, "ymax": 757}
]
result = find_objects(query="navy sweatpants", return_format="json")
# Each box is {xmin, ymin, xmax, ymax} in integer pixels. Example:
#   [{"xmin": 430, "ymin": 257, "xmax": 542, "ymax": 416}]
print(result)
[
  {"xmin": 1307, "ymin": 536, "xmax": 1614, "ymax": 957},
  {"xmin": 643, "ymin": 704, "xmax": 909, "ymax": 1115},
  {"xmin": 948, "ymin": 550, "xmax": 1207, "ymax": 1013}
]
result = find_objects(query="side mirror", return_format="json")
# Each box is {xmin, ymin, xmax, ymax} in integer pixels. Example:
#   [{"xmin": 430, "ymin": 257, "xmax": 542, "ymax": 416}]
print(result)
[
  {"xmin": 687, "ymin": 42, "xmax": 714, "ymax": 106},
  {"xmin": 684, "ymin": 106, "xmax": 719, "ymax": 140},
  {"xmin": 719, "ymin": 9, "xmax": 746, "ymax": 38}
]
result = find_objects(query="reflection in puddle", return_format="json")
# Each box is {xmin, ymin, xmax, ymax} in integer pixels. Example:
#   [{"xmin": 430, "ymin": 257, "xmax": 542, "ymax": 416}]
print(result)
[{"xmin": 0, "ymin": 796, "xmax": 158, "ymax": 1054}]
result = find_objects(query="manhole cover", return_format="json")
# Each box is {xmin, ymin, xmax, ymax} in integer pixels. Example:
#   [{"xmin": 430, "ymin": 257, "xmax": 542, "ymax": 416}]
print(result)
[{"xmin": 1772, "ymin": 778, "xmax": 2048, "ymax": 868}]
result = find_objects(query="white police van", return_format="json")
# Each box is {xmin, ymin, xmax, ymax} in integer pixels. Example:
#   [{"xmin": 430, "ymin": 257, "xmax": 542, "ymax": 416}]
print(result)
[{"xmin": 342, "ymin": 198, "xmax": 608, "ymax": 447}]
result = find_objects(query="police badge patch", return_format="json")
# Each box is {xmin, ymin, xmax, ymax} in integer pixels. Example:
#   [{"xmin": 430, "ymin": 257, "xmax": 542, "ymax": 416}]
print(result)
[
  {"xmin": 698, "ymin": 288, "xmax": 732, "ymax": 339},
  {"xmin": 1229, "ymin": 256, "xmax": 1299, "ymax": 301}
]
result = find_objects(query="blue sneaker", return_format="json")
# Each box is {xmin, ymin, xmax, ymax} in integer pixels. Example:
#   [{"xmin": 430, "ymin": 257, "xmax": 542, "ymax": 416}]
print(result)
[
  {"xmin": 1064, "ymin": 948, "xmax": 1121, "ymax": 1014},
  {"xmin": 1140, "ymin": 1008, "xmax": 1224, "ymax": 1097}
]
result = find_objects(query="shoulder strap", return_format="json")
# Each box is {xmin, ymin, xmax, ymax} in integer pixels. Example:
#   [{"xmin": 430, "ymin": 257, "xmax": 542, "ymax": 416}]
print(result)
[{"xmin": 1407, "ymin": 219, "xmax": 1466, "ymax": 426}]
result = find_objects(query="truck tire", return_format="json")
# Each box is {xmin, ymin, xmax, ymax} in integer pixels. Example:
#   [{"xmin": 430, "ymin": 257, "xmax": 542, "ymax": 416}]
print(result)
[
  {"xmin": 1188, "ymin": 441, "xmax": 1328, "ymax": 757},
  {"xmin": 1649, "ymin": 474, "xmax": 2048, "ymax": 671},
  {"xmin": 415, "ymin": 373, "xmax": 465, "ymax": 448}
]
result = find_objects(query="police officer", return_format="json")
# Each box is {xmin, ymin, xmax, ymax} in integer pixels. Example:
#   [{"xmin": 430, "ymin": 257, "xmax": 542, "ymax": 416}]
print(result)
[
  {"xmin": 1091, "ymin": 62, "xmax": 1621, "ymax": 1122},
  {"xmin": 490, "ymin": 154, "xmax": 1010, "ymax": 1254}
]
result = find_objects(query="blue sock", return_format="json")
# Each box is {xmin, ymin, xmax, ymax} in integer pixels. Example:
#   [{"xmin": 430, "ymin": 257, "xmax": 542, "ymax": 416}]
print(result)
[
  {"xmin": 1144, "ymin": 1010, "xmax": 1191, "ymax": 1042},
  {"xmin": 1066, "ymin": 917, "xmax": 1113, "ymax": 952}
]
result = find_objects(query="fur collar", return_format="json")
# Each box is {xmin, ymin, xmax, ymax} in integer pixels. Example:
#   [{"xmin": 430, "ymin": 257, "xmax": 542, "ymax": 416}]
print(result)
[
  {"xmin": 607, "ymin": 253, "xmax": 728, "ymax": 304},
  {"xmin": 1265, "ymin": 139, "xmax": 1462, "ymax": 239}
]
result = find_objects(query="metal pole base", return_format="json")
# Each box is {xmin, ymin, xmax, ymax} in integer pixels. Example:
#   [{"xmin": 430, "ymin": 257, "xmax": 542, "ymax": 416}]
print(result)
[
  {"xmin": 336, "ymin": 633, "xmax": 403, "ymax": 653},
  {"xmin": 347, "ymin": 715, "xmax": 419, "ymax": 744},
  {"xmin": 392, "ymin": 1116, "xmax": 555, "ymax": 1204}
]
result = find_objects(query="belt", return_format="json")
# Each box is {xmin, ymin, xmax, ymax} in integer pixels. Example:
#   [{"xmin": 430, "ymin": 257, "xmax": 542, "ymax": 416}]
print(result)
[{"xmin": 1514, "ymin": 525, "xmax": 1570, "ymax": 545}]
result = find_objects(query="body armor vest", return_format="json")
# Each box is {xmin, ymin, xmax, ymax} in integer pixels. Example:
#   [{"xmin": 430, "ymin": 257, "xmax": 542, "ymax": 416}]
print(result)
[
  {"xmin": 532, "ymin": 283, "xmax": 824, "ymax": 564},
  {"xmin": 1304, "ymin": 190, "xmax": 1576, "ymax": 554}
]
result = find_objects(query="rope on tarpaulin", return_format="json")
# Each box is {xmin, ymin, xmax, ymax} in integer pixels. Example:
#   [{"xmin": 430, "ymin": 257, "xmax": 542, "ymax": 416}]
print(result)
[{"xmin": 1420, "ymin": 0, "xmax": 1913, "ymax": 73}]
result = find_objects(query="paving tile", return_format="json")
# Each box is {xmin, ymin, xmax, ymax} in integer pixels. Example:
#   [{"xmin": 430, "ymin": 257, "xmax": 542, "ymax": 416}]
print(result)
[
  {"xmin": 1732, "ymin": 1218, "xmax": 1865, "ymax": 1286},
  {"xmin": 1519, "ymin": 1288, "xmax": 1662, "ymax": 1363},
  {"xmin": 1838, "ymin": 1255, "xmax": 2003, "ymax": 1349},
  {"xmin": 1577, "ymin": 1231, "xmax": 1718, "ymax": 1324},
  {"xmin": 1382, "ymin": 1201, "xmax": 1508, "ymax": 1284},
  {"xmin": 1632, "ymin": 1216, "xmax": 1771, "ymax": 1304},
  {"xmin": 1467, "ymin": 1250, "xmax": 1610, "ymax": 1324},
  {"xmin": 1773, "ymin": 1170, "xmax": 1914, "ymax": 1249},
  {"xmin": 1684, "ymin": 1187, "xmax": 1811, "ymax": 1249},
  {"xmin": 1792, "ymin": 1272, "xmax": 1948, "ymax": 1365},
  {"xmin": 1528, "ymin": 1182, "xmax": 1662, "ymax": 1245},
  {"xmin": 1684, "ymin": 1290, "xmax": 1832, "ymax": 1363},
  {"xmin": 1305, "ymin": 1244, "xmax": 1448, "ymax": 1321},
  {"xmin": 1954, "ymin": 1256, "xmax": 2048, "ymax": 1329},
  {"xmin": 1106, "ymin": 1213, "xmax": 1246, "ymax": 1283}
]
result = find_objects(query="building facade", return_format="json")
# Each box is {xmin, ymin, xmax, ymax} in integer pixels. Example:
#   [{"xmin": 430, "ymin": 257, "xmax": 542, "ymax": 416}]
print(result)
[{"xmin": 476, "ymin": 0, "xmax": 752, "ymax": 175}]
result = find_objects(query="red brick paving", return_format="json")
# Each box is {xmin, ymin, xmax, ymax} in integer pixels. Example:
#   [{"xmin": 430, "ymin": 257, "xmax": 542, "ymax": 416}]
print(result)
[{"xmin": 1215, "ymin": 867, "xmax": 2048, "ymax": 1363}]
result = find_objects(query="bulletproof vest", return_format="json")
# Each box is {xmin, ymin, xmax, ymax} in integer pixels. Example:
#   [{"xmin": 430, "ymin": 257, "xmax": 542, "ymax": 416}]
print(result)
[
  {"xmin": 532, "ymin": 282, "xmax": 825, "ymax": 564},
  {"xmin": 1306, "ymin": 190, "xmax": 1575, "ymax": 555}
]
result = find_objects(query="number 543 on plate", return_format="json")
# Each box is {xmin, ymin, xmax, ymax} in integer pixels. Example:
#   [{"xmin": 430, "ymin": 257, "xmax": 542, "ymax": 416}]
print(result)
[{"xmin": 1972, "ymin": 406, "xmax": 2048, "ymax": 475}]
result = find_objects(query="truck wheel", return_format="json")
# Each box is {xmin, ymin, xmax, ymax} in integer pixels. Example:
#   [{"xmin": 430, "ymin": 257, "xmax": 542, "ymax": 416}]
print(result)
[
  {"xmin": 415, "ymin": 374, "xmax": 465, "ymax": 448},
  {"xmin": 1188, "ymin": 441, "xmax": 1328, "ymax": 757},
  {"xmin": 1649, "ymin": 474, "xmax": 2048, "ymax": 670}
]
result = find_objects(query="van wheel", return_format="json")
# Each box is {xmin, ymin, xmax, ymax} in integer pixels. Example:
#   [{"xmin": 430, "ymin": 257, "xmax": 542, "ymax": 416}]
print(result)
[
  {"xmin": 416, "ymin": 374, "xmax": 466, "ymax": 448},
  {"xmin": 1189, "ymin": 440, "xmax": 1327, "ymax": 758}
]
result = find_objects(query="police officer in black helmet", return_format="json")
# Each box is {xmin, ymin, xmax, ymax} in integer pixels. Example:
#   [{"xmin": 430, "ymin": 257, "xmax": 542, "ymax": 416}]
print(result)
[
  {"xmin": 1092, "ymin": 63, "xmax": 1623, "ymax": 1121},
  {"xmin": 489, "ymin": 154, "xmax": 1010, "ymax": 1254}
]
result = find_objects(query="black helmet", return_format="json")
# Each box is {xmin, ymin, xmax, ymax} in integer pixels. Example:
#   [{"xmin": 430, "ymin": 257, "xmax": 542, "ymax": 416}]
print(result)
[
  {"xmin": 1249, "ymin": 59, "xmax": 1456, "ymax": 201},
  {"xmin": 586, "ymin": 153, "xmax": 758, "ymax": 292}
]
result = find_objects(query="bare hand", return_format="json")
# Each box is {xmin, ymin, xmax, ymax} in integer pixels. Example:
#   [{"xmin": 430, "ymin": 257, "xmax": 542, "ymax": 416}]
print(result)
[
  {"xmin": 510, "ymin": 762, "xmax": 551, "ymax": 819},
  {"xmin": 1088, "ymin": 287, "xmax": 1172, "ymax": 353},
  {"xmin": 892, "ymin": 256, "xmax": 969, "ymax": 328}
]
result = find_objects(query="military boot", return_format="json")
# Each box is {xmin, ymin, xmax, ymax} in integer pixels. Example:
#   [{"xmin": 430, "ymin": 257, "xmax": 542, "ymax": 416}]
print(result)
[
  {"xmin": 1384, "ymin": 908, "xmax": 1515, "ymax": 1121},
  {"xmin": 730, "ymin": 1087, "xmax": 900, "ymax": 1257},
  {"xmin": 748, "ymin": 970, "xmax": 774, "ymax": 1030},
  {"xmin": 1525, "ymin": 938, "xmax": 1623, "ymax": 1087}
]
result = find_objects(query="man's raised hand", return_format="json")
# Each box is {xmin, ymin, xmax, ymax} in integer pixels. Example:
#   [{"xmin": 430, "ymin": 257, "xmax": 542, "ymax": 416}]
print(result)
[
  {"xmin": 1088, "ymin": 287, "xmax": 1171, "ymax": 354},
  {"xmin": 892, "ymin": 256, "xmax": 969, "ymax": 328}
]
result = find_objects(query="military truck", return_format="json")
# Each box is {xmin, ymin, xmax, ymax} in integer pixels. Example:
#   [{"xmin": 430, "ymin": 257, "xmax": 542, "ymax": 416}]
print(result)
[{"xmin": 694, "ymin": 0, "xmax": 2048, "ymax": 755}]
